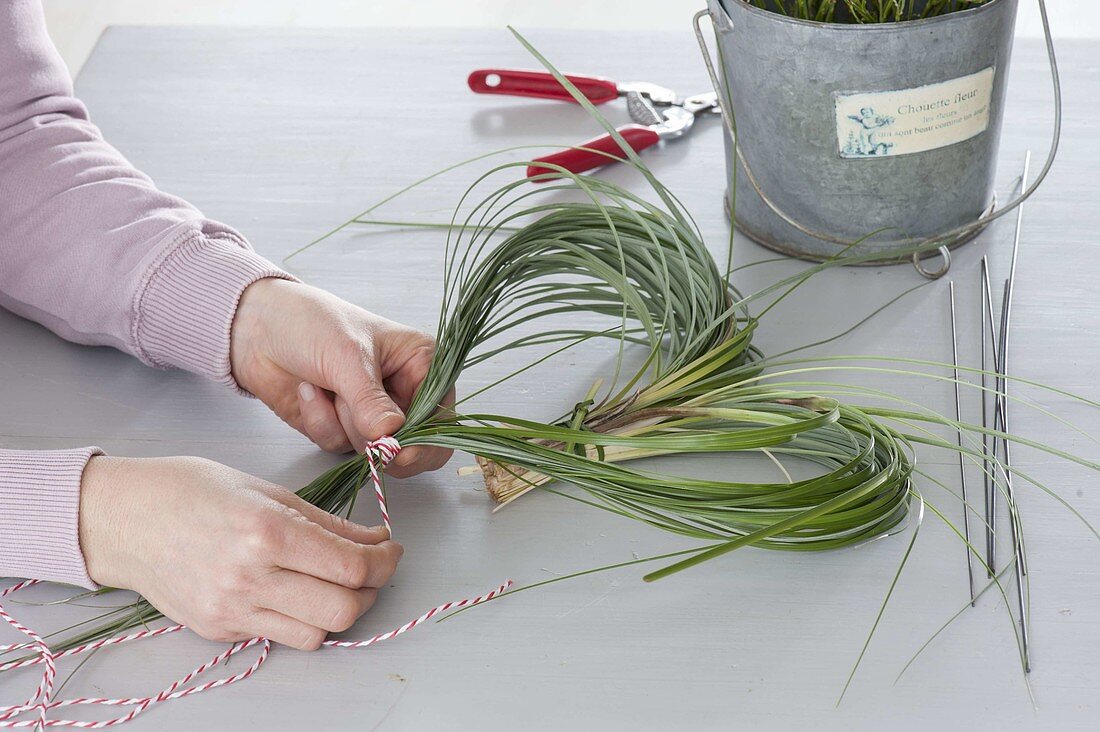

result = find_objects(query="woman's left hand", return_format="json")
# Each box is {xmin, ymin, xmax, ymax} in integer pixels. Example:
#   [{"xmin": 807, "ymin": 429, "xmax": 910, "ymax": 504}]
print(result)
[{"xmin": 229, "ymin": 278, "xmax": 453, "ymax": 477}]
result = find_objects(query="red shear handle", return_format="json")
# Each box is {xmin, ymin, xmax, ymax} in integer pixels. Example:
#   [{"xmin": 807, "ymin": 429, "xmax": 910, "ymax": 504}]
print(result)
[
  {"xmin": 468, "ymin": 69, "xmax": 619, "ymax": 104},
  {"xmin": 527, "ymin": 126, "xmax": 661, "ymax": 180}
]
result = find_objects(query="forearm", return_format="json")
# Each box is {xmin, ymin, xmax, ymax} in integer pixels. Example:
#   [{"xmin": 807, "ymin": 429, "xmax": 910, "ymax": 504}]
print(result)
[
  {"xmin": 0, "ymin": 448, "xmax": 101, "ymax": 588},
  {"xmin": 0, "ymin": 0, "xmax": 292, "ymax": 387}
]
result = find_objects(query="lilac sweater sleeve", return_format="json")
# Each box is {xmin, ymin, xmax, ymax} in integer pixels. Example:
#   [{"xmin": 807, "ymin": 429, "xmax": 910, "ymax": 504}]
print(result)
[{"xmin": 0, "ymin": 0, "xmax": 293, "ymax": 587}]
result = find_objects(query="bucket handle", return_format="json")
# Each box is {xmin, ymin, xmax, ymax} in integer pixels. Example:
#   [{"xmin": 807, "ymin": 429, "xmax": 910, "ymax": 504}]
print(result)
[{"xmin": 693, "ymin": 0, "xmax": 1063, "ymax": 279}]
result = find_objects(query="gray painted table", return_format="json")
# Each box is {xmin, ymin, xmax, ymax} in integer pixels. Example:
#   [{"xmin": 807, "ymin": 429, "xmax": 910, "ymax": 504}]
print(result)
[{"xmin": 2, "ymin": 25, "xmax": 1098, "ymax": 731}]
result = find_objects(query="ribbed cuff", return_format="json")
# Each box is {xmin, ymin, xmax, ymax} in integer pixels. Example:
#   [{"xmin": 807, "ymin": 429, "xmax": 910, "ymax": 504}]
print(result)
[
  {"xmin": 0, "ymin": 447, "xmax": 102, "ymax": 589},
  {"xmin": 132, "ymin": 229, "xmax": 295, "ymax": 390}
]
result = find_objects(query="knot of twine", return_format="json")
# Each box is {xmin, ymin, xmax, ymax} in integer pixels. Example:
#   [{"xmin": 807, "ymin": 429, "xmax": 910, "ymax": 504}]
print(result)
[
  {"xmin": 0, "ymin": 435, "xmax": 511, "ymax": 729},
  {"xmin": 365, "ymin": 436, "xmax": 401, "ymax": 535}
]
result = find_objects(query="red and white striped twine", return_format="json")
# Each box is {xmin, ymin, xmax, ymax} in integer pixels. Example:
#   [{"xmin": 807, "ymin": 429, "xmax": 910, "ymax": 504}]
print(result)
[
  {"xmin": 367, "ymin": 436, "xmax": 400, "ymax": 534},
  {"xmin": 0, "ymin": 437, "xmax": 512, "ymax": 729}
]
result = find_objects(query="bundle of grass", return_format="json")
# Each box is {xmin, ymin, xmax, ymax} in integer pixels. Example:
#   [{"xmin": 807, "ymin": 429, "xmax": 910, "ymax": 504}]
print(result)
[{"xmin": 301, "ymin": 178, "xmax": 915, "ymax": 565}]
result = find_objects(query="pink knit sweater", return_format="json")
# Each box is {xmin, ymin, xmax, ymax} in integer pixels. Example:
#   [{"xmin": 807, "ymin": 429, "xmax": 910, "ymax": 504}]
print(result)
[{"xmin": 0, "ymin": 0, "xmax": 291, "ymax": 588}]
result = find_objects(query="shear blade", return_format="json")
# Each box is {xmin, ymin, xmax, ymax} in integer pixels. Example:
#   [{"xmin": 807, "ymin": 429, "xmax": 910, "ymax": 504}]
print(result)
[{"xmin": 626, "ymin": 91, "xmax": 665, "ymax": 127}]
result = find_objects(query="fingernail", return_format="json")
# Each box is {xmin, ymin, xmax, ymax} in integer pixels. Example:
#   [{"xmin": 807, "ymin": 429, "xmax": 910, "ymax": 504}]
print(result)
[
  {"xmin": 298, "ymin": 382, "xmax": 316, "ymax": 402},
  {"xmin": 370, "ymin": 411, "xmax": 402, "ymax": 433}
]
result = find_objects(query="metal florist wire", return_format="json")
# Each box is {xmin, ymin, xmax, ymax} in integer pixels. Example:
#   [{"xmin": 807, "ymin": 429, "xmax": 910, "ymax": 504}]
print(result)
[{"xmin": 0, "ymin": 438, "xmax": 512, "ymax": 729}]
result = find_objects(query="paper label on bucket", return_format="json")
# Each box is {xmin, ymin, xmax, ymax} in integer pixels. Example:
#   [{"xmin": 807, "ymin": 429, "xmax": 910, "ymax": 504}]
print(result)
[{"xmin": 834, "ymin": 67, "xmax": 995, "ymax": 159}]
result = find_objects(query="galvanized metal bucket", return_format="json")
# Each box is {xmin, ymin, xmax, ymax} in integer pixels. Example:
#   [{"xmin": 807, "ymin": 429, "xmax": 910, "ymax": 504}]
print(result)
[{"xmin": 705, "ymin": 0, "xmax": 1020, "ymax": 270}]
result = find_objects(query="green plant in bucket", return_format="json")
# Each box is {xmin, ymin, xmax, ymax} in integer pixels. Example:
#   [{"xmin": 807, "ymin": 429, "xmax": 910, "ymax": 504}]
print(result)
[{"xmin": 746, "ymin": 0, "xmax": 990, "ymax": 22}]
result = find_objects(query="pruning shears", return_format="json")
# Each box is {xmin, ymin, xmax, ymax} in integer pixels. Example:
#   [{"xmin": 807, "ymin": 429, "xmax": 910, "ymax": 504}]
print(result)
[{"xmin": 468, "ymin": 68, "xmax": 721, "ymax": 180}]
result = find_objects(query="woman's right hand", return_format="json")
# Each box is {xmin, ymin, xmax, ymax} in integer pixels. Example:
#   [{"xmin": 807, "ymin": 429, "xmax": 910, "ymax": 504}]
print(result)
[{"xmin": 78, "ymin": 455, "xmax": 402, "ymax": 650}]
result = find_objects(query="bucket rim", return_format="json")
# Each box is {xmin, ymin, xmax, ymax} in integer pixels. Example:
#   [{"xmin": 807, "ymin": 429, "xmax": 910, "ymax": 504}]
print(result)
[{"xmin": 718, "ymin": 0, "xmax": 1013, "ymax": 33}]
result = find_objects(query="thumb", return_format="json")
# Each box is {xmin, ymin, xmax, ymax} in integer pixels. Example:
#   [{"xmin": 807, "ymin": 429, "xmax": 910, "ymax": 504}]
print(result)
[
  {"xmin": 348, "ymin": 383, "xmax": 405, "ymax": 441},
  {"xmin": 329, "ymin": 351, "xmax": 405, "ymax": 442}
]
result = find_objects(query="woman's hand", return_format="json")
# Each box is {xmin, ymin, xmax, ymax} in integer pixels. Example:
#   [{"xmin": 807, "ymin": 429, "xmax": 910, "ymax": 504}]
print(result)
[
  {"xmin": 79, "ymin": 455, "xmax": 403, "ymax": 650},
  {"xmin": 229, "ymin": 278, "xmax": 453, "ymax": 477}
]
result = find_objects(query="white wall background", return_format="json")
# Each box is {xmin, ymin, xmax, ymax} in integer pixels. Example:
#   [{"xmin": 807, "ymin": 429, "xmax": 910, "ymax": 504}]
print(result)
[{"xmin": 43, "ymin": 0, "xmax": 1100, "ymax": 75}]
